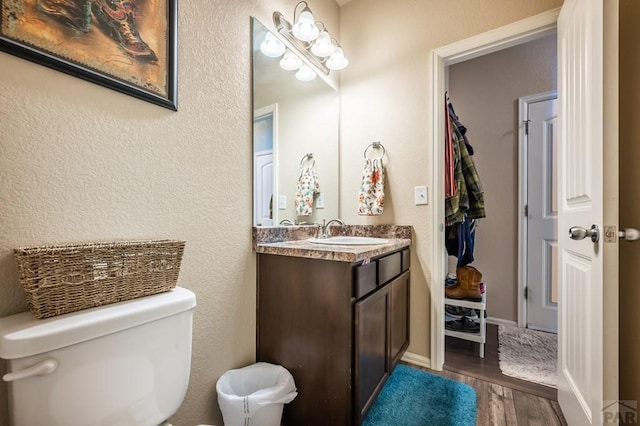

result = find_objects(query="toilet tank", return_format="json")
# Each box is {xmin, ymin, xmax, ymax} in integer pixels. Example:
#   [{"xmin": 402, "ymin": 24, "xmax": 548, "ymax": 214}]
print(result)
[{"xmin": 0, "ymin": 286, "xmax": 196, "ymax": 426}]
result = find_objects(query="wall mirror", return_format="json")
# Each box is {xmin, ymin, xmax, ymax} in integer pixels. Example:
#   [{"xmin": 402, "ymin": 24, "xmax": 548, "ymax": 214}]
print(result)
[{"xmin": 252, "ymin": 17, "xmax": 339, "ymax": 226}]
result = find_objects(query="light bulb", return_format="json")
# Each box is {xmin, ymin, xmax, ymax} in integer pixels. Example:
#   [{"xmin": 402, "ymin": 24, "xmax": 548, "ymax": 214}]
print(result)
[
  {"xmin": 310, "ymin": 31, "xmax": 336, "ymax": 57},
  {"xmin": 292, "ymin": 9, "xmax": 319, "ymax": 42},
  {"xmin": 326, "ymin": 47, "xmax": 349, "ymax": 70},
  {"xmin": 259, "ymin": 32, "xmax": 285, "ymax": 58},
  {"xmin": 279, "ymin": 50, "xmax": 303, "ymax": 71},
  {"xmin": 296, "ymin": 65, "xmax": 317, "ymax": 81}
]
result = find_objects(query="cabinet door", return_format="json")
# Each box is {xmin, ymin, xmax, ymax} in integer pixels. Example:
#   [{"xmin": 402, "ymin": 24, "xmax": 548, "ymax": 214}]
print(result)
[
  {"xmin": 354, "ymin": 284, "xmax": 390, "ymax": 423},
  {"xmin": 390, "ymin": 271, "xmax": 410, "ymax": 367},
  {"xmin": 257, "ymin": 254, "xmax": 353, "ymax": 426}
]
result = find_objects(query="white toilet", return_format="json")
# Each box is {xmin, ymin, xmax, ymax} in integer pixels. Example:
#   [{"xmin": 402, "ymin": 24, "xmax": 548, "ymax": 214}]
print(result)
[{"xmin": 0, "ymin": 286, "xmax": 196, "ymax": 426}]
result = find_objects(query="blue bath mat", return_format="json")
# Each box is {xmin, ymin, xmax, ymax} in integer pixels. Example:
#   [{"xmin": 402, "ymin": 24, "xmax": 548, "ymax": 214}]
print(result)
[{"xmin": 363, "ymin": 364, "xmax": 477, "ymax": 426}]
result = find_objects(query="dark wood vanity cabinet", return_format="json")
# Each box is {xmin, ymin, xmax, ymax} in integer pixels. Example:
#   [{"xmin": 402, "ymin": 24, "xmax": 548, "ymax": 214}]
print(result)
[
  {"xmin": 256, "ymin": 248, "xmax": 410, "ymax": 426},
  {"xmin": 355, "ymin": 269, "xmax": 410, "ymax": 421}
]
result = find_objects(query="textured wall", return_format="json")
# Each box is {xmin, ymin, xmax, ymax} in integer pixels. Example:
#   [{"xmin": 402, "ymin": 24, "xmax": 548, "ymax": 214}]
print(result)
[
  {"xmin": 338, "ymin": 0, "xmax": 563, "ymax": 359},
  {"xmin": 0, "ymin": 1, "xmax": 338, "ymax": 425},
  {"xmin": 448, "ymin": 35, "xmax": 557, "ymax": 323}
]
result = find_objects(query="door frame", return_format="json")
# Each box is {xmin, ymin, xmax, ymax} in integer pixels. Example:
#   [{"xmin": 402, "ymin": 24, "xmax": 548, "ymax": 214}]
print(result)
[
  {"xmin": 517, "ymin": 91, "xmax": 558, "ymax": 330},
  {"xmin": 429, "ymin": 8, "xmax": 560, "ymax": 371}
]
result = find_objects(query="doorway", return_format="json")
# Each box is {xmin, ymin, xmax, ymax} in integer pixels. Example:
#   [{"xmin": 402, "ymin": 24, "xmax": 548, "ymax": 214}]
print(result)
[
  {"xmin": 441, "ymin": 37, "xmax": 558, "ymax": 397},
  {"xmin": 430, "ymin": 4, "xmax": 620, "ymax": 422},
  {"xmin": 519, "ymin": 93, "xmax": 558, "ymax": 333},
  {"xmin": 429, "ymin": 7, "xmax": 560, "ymax": 374}
]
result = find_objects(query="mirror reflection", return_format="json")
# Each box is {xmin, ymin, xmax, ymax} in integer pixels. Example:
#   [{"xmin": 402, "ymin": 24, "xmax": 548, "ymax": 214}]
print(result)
[{"xmin": 252, "ymin": 18, "xmax": 339, "ymax": 226}]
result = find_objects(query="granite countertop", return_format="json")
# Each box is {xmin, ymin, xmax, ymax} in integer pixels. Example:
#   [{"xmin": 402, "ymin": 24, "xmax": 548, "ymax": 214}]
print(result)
[{"xmin": 253, "ymin": 225, "xmax": 412, "ymax": 262}]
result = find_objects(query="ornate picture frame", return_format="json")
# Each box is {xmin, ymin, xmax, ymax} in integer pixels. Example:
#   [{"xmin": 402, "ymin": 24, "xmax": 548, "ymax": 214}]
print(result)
[{"xmin": 0, "ymin": 0, "xmax": 177, "ymax": 110}]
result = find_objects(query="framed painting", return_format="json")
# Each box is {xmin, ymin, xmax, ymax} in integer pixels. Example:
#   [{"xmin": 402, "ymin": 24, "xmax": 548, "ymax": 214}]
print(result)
[{"xmin": 0, "ymin": 0, "xmax": 177, "ymax": 110}]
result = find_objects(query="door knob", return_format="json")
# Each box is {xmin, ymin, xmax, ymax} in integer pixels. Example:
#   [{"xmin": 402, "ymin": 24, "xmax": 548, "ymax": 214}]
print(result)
[
  {"xmin": 619, "ymin": 228, "xmax": 640, "ymax": 241},
  {"xmin": 569, "ymin": 224, "xmax": 599, "ymax": 243}
]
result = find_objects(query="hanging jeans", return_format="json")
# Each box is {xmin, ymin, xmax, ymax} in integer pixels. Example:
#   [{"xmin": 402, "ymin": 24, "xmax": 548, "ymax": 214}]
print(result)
[{"xmin": 445, "ymin": 215, "xmax": 476, "ymax": 269}]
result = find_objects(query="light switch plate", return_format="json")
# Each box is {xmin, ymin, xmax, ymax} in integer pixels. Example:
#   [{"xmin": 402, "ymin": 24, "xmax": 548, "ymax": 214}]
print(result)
[
  {"xmin": 316, "ymin": 192, "xmax": 325, "ymax": 209},
  {"xmin": 279, "ymin": 195, "xmax": 287, "ymax": 210},
  {"xmin": 414, "ymin": 186, "xmax": 428, "ymax": 205}
]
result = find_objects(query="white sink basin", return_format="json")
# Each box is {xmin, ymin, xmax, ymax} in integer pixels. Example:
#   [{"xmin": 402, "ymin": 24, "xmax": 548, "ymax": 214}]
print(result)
[{"xmin": 308, "ymin": 236, "xmax": 390, "ymax": 245}]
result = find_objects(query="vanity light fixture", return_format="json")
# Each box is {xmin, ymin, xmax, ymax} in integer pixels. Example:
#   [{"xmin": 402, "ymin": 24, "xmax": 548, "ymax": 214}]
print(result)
[
  {"xmin": 325, "ymin": 46, "xmax": 348, "ymax": 70},
  {"xmin": 273, "ymin": 1, "xmax": 348, "ymax": 75},
  {"xmin": 291, "ymin": 2, "xmax": 320, "ymax": 42},
  {"xmin": 310, "ymin": 30, "xmax": 336, "ymax": 57},
  {"xmin": 295, "ymin": 64, "xmax": 317, "ymax": 82},
  {"xmin": 280, "ymin": 50, "xmax": 303, "ymax": 71},
  {"xmin": 260, "ymin": 32, "xmax": 286, "ymax": 57}
]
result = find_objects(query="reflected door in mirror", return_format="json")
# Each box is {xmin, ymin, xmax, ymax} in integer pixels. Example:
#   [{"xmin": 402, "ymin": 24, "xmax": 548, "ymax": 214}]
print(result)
[{"xmin": 254, "ymin": 105, "xmax": 277, "ymax": 226}]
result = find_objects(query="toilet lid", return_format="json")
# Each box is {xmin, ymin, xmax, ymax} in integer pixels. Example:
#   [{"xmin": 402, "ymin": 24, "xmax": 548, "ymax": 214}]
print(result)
[{"xmin": 0, "ymin": 287, "xmax": 196, "ymax": 359}]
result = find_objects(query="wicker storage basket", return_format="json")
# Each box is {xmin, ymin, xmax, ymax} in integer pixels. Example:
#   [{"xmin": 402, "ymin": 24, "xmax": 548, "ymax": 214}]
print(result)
[{"xmin": 14, "ymin": 240, "xmax": 185, "ymax": 319}]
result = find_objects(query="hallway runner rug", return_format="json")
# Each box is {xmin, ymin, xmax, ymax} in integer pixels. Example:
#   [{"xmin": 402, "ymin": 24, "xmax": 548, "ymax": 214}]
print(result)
[
  {"xmin": 498, "ymin": 324, "xmax": 557, "ymax": 388},
  {"xmin": 362, "ymin": 364, "xmax": 477, "ymax": 426}
]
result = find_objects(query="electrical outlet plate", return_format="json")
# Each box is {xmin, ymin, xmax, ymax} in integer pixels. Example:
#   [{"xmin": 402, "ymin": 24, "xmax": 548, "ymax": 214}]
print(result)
[
  {"xmin": 414, "ymin": 186, "xmax": 428, "ymax": 205},
  {"xmin": 278, "ymin": 195, "xmax": 287, "ymax": 210},
  {"xmin": 316, "ymin": 192, "xmax": 325, "ymax": 209}
]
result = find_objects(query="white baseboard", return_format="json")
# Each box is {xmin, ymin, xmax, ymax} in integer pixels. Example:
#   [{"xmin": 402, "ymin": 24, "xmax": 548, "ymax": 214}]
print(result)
[
  {"xmin": 401, "ymin": 351, "xmax": 431, "ymax": 370},
  {"xmin": 487, "ymin": 317, "xmax": 518, "ymax": 327}
]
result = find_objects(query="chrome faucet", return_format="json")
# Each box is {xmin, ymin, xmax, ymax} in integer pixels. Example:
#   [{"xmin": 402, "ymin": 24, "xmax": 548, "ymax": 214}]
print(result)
[
  {"xmin": 319, "ymin": 219, "xmax": 345, "ymax": 238},
  {"xmin": 279, "ymin": 219, "xmax": 294, "ymax": 226},
  {"xmin": 313, "ymin": 221, "xmax": 323, "ymax": 238}
]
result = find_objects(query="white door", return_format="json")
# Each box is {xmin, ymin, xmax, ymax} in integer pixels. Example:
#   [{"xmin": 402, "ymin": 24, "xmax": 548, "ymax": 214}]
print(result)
[
  {"xmin": 254, "ymin": 151, "xmax": 274, "ymax": 225},
  {"xmin": 557, "ymin": 0, "xmax": 618, "ymax": 424},
  {"xmin": 526, "ymin": 97, "xmax": 558, "ymax": 333},
  {"xmin": 253, "ymin": 104, "xmax": 278, "ymax": 226}
]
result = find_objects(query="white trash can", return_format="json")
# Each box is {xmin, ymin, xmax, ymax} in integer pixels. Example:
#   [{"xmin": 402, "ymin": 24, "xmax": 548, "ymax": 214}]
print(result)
[{"xmin": 216, "ymin": 362, "xmax": 297, "ymax": 426}]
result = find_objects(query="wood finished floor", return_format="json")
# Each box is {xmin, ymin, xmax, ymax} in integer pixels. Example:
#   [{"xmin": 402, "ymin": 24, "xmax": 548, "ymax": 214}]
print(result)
[
  {"xmin": 445, "ymin": 324, "xmax": 557, "ymax": 400},
  {"xmin": 412, "ymin": 323, "xmax": 567, "ymax": 425},
  {"xmin": 430, "ymin": 369, "xmax": 567, "ymax": 426}
]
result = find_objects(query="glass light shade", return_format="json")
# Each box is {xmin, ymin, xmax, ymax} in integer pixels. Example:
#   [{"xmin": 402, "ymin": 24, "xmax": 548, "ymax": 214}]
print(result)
[
  {"xmin": 326, "ymin": 47, "xmax": 349, "ymax": 70},
  {"xmin": 296, "ymin": 65, "xmax": 317, "ymax": 81},
  {"xmin": 292, "ymin": 10, "xmax": 319, "ymax": 42},
  {"xmin": 310, "ymin": 31, "xmax": 336, "ymax": 57},
  {"xmin": 279, "ymin": 50, "xmax": 303, "ymax": 71},
  {"xmin": 260, "ymin": 32, "xmax": 285, "ymax": 58}
]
